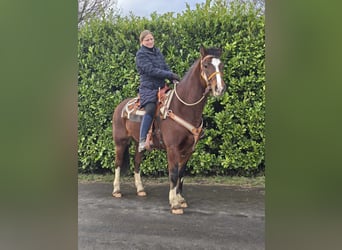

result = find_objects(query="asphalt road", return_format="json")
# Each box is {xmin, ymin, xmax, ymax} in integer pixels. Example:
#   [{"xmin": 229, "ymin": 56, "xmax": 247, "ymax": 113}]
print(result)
[{"xmin": 78, "ymin": 182, "xmax": 265, "ymax": 250}]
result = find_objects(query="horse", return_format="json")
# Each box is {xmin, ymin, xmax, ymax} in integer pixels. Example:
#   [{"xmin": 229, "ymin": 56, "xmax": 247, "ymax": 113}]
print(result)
[{"xmin": 111, "ymin": 45, "xmax": 226, "ymax": 214}]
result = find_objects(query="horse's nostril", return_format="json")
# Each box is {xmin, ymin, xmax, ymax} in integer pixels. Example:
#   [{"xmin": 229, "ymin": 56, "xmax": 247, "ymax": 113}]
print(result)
[
  {"xmin": 216, "ymin": 84, "xmax": 226, "ymax": 94},
  {"xmin": 215, "ymin": 85, "xmax": 226, "ymax": 96}
]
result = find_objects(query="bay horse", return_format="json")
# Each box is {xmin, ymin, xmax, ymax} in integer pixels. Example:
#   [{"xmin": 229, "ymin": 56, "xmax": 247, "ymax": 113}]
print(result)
[{"xmin": 112, "ymin": 46, "xmax": 226, "ymax": 214}]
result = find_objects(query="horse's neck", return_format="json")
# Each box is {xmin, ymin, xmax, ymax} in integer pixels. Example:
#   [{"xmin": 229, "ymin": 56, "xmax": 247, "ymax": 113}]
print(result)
[{"xmin": 172, "ymin": 67, "xmax": 207, "ymax": 126}]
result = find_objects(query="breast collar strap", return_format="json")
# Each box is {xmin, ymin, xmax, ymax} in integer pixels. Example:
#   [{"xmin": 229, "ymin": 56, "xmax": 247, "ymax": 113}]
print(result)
[{"xmin": 166, "ymin": 110, "xmax": 203, "ymax": 151}]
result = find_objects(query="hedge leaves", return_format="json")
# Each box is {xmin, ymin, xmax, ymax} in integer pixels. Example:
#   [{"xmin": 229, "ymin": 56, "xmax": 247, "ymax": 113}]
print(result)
[{"xmin": 78, "ymin": 0, "xmax": 265, "ymax": 176}]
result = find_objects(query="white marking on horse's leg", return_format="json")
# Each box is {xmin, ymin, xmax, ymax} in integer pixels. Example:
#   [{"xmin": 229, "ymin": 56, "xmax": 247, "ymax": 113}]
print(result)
[
  {"xmin": 134, "ymin": 171, "xmax": 144, "ymax": 193},
  {"xmin": 176, "ymin": 193, "xmax": 186, "ymax": 203},
  {"xmin": 113, "ymin": 167, "xmax": 120, "ymax": 194},
  {"xmin": 179, "ymin": 177, "xmax": 185, "ymax": 201},
  {"xmin": 169, "ymin": 187, "xmax": 180, "ymax": 208},
  {"xmin": 212, "ymin": 58, "xmax": 223, "ymax": 93}
]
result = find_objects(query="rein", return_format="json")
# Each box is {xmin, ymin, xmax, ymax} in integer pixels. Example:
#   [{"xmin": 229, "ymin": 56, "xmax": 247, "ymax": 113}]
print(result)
[{"xmin": 174, "ymin": 82, "xmax": 210, "ymax": 106}]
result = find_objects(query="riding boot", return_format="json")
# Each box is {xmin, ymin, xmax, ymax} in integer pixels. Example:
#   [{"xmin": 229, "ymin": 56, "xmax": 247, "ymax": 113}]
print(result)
[{"xmin": 138, "ymin": 114, "xmax": 153, "ymax": 152}]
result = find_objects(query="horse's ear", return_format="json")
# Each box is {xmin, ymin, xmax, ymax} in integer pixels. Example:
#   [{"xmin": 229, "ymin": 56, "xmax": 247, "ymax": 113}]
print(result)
[{"xmin": 200, "ymin": 45, "xmax": 207, "ymax": 57}]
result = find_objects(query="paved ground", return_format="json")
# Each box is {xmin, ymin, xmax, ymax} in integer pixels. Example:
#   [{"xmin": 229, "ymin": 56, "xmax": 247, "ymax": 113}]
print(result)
[{"xmin": 78, "ymin": 182, "xmax": 265, "ymax": 250}]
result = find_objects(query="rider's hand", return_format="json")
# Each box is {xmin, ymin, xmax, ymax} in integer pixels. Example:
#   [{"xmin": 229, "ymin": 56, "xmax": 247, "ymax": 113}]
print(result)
[{"xmin": 170, "ymin": 73, "xmax": 180, "ymax": 81}]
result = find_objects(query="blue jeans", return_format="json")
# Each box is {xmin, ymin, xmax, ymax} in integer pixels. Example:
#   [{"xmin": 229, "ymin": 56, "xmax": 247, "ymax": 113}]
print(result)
[{"xmin": 139, "ymin": 102, "xmax": 156, "ymax": 141}]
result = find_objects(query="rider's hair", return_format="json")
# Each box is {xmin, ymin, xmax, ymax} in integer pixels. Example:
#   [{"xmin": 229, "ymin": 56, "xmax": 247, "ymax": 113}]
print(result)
[{"xmin": 139, "ymin": 30, "xmax": 153, "ymax": 43}]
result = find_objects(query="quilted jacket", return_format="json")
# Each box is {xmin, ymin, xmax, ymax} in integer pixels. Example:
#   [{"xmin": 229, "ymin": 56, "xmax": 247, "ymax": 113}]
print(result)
[{"xmin": 136, "ymin": 45, "xmax": 173, "ymax": 107}]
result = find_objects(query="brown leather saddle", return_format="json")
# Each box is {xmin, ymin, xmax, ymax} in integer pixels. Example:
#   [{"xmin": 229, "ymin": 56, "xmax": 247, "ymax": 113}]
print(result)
[
  {"xmin": 121, "ymin": 85, "xmax": 175, "ymax": 150},
  {"xmin": 121, "ymin": 85, "xmax": 174, "ymax": 122}
]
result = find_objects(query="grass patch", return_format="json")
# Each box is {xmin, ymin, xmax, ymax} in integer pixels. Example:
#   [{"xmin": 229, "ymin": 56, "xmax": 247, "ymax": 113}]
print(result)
[{"xmin": 78, "ymin": 173, "xmax": 265, "ymax": 188}]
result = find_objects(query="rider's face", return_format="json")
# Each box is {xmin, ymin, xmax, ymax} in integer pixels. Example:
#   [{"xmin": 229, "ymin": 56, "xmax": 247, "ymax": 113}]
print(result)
[{"xmin": 141, "ymin": 34, "xmax": 154, "ymax": 48}]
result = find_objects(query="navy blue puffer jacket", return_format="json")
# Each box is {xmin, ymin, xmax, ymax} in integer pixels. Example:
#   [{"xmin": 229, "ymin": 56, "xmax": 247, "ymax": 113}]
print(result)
[{"xmin": 136, "ymin": 45, "xmax": 173, "ymax": 107}]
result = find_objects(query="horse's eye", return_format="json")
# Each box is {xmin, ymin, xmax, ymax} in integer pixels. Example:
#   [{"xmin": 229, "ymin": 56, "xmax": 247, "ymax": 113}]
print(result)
[{"xmin": 203, "ymin": 64, "xmax": 208, "ymax": 68}]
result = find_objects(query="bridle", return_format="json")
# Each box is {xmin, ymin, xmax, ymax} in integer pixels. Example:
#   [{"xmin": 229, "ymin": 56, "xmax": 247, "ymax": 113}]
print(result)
[
  {"xmin": 174, "ymin": 55, "xmax": 222, "ymax": 106},
  {"xmin": 200, "ymin": 55, "xmax": 222, "ymax": 86}
]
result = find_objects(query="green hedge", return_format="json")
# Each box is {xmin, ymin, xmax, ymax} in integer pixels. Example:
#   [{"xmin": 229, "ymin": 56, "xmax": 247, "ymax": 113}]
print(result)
[{"xmin": 78, "ymin": 0, "xmax": 265, "ymax": 176}]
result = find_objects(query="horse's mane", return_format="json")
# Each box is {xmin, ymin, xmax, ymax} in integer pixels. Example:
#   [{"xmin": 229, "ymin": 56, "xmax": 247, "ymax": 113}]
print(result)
[
  {"xmin": 204, "ymin": 47, "xmax": 222, "ymax": 58},
  {"xmin": 181, "ymin": 59, "xmax": 200, "ymax": 80}
]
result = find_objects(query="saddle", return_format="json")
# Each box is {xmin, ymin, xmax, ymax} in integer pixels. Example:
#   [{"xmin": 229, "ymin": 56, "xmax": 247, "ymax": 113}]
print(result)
[
  {"xmin": 121, "ymin": 85, "xmax": 175, "ymax": 150},
  {"xmin": 121, "ymin": 85, "xmax": 174, "ymax": 122}
]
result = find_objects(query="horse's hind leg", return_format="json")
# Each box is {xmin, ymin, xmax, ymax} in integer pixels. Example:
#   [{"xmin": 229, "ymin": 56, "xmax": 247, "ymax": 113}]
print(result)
[
  {"xmin": 134, "ymin": 144, "xmax": 147, "ymax": 196},
  {"xmin": 112, "ymin": 140, "xmax": 129, "ymax": 198},
  {"xmin": 112, "ymin": 166, "xmax": 122, "ymax": 198}
]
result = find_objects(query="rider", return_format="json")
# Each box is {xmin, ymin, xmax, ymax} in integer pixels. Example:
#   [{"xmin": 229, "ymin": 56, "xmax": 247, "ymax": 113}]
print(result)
[{"xmin": 136, "ymin": 30, "xmax": 180, "ymax": 152}]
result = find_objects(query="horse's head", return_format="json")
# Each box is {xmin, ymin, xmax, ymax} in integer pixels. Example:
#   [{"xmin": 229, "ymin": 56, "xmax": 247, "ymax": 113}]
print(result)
[{"xmin": 199, "ymin": 46, "xmax": 226, "ymax": 97}]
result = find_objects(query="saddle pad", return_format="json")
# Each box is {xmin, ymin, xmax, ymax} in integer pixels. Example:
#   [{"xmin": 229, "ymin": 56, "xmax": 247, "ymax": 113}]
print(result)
[{"xmin": 121, "ymin": 97, "xmax": 145, "ymax": 121}]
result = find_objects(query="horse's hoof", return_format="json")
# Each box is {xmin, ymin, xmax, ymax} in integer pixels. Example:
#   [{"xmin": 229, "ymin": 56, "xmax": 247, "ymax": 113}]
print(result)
[
  {"xmin": 112, "ymin": 192, "xmax": 122, "ymax": 198},
  {"xmin": 137, "ymin": 191, "xmax": 147, "ymax": 197},
  {"xmin": 180, "ymin": 202, "xmax": 188, "ymax": 208},
  {"xmin": 171, "ymin": 208, "xmax": 184, "ymax": 215}
]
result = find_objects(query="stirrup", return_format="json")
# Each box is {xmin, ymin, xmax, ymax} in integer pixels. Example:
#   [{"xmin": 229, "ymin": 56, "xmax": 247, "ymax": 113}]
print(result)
[
  {"xmin": 199, "ymin": 128, "xmax": 205, "ymax": 139},
  {"xmin": 138, "ymin": 140, "xmax": 146, "ymax": 152}
]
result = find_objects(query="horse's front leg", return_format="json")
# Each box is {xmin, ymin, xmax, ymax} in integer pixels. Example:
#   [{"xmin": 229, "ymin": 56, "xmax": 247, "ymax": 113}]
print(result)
[
  {"xmin": 176, "ymin": 163, "xmax": 188, "ymax": 208},
  {"xmin": 134, "ymin": 143, "xmax": 147, "ymax": 196},
  {"xmin": 168, "ymin": 149, "xmax": 187, "ymax": 214},
  {"xmin": 169, "ymin": 164, "xmax": 183, "ymax": 214}
]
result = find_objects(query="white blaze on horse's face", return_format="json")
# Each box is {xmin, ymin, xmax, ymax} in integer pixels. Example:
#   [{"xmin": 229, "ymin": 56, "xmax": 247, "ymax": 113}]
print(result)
[{"xmin": 211, "ymin": 58, "xmax": 225, "ymax": 96}]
